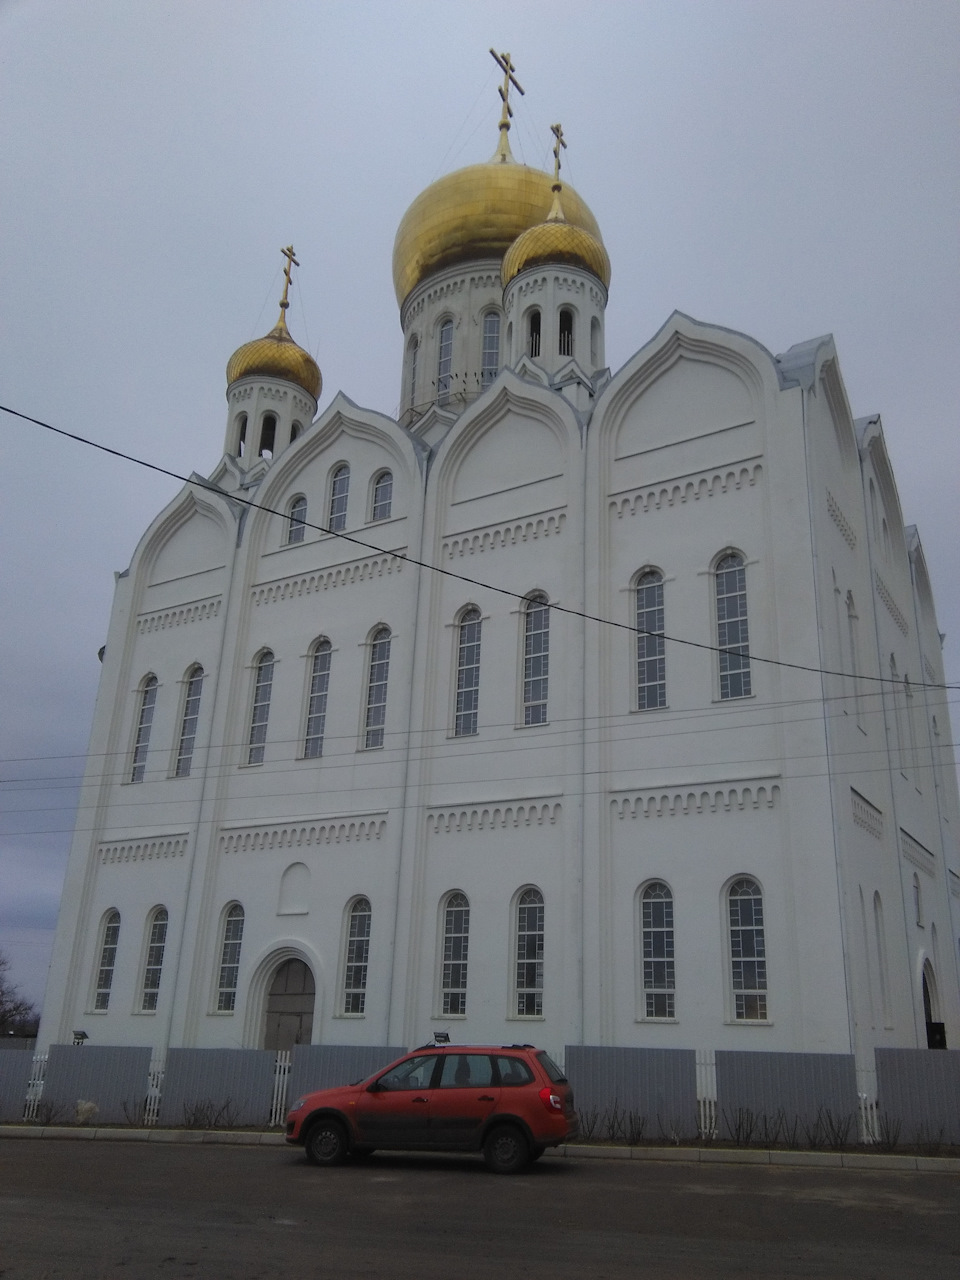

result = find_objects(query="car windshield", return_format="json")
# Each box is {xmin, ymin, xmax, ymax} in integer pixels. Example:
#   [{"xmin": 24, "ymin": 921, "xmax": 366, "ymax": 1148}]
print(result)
[{"xmin": 536, "ymin": 1051, "xmax": 567, "ymax": 1083}]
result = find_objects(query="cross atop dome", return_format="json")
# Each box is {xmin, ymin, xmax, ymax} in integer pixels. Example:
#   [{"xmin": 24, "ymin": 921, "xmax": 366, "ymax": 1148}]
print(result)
[
  {"xmin": 279, "ymin": 245, "xmax": 299, "ymax": 313},
  {"xmin": 490, "ymin": 49, "xmax": 524, "ymax": 161},
  {"xmin": 550, "ymin": 122, "xmax": 566, "ymax": 185}
]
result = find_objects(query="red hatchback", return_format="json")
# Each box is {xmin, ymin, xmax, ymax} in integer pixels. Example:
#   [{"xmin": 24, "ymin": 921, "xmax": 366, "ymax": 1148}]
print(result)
[{"xmin": 285, "ymin": 1043, "xmax": 577, "ymax": 1173}]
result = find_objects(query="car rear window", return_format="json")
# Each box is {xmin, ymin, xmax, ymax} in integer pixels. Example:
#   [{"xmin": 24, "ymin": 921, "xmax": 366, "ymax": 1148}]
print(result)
[
  {"xmin": 536, "ymin": 1051, "xmax": 567, "ymax": 1083},
  {"xmin": 494, "ymin": 1056, "xmax": 534, "ymax": 1086}
]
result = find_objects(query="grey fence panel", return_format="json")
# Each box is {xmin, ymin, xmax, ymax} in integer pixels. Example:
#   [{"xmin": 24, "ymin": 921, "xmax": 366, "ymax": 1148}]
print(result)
[
  {"xmin": 43, "ymin": 1045, "xmax": 153, "ymax": 1125},
  {"xmin": 875, "ymin": 1048, "xmax": 960, "ymax": 1145},
  {"xmin": 564, "ymin": 1046, "xmax": 699, "ymax": 1140},
  {"xmin": 289, "ymin": 1045, "xmax": 407, "ymax": 1105},
  {"xmin": 715, "ymin": 1051, "xmax": 858, "ymax": 1141},
  {"xmin": 159, "ymin": 1048, "xmax": 276, "ymax": 1128},
  {"xmin": 0, "ymin": 1050, "xmax": 35, "ymax": 1122}
]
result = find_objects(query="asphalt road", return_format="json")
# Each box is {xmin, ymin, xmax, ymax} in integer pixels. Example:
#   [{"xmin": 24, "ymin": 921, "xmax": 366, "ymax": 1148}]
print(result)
[{"xmin": 1, "ymin": 1140, "xmax": 958, "ymax": 1279}]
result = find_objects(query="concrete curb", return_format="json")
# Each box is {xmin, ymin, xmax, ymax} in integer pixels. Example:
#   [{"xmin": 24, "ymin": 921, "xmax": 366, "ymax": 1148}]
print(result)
[{"xmin": 1, "ymin": 1127, "xmax": 957, "ymax": 1171}]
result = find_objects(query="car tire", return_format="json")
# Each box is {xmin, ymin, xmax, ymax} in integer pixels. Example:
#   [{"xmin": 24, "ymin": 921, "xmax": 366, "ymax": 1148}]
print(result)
[
  {"xmin": 304, "ymin": 1118, "xmax": 348, "ymax": 1166},
  {"xmin": 351, "ymin": 1146, "xmax": 376, "ymax": 1160},
  {"xmin": 529, "ymin": 1146, "xmax": 546, "ymax": 1162},
  {"xmin": 482, "ymin": 1124, "xmax": 530, "ymax": 1174}
]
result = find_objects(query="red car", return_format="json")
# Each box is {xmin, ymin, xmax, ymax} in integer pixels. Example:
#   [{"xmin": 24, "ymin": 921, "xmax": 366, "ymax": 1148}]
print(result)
[{"xmin": 285, "ymin": 1043, "xmax": 577, "ymax": 1173}]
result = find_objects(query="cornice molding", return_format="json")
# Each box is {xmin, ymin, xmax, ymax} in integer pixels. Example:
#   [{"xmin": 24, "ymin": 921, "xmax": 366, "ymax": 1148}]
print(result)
[
  {"xmin": 611, "ymin": 781, "xmax": 779, "ymax": 819},
  {"xmin": 851, "ymin": 789, "xmax": 883, "ymax": 839},
  {"xmin": 900, "ymin": 829, "xmax": 935, "ymax": 877},
  {"xmin": 443, "ymin": 510, "xmax": 565, "ymax": 558},
  {"xmin": 610, "ymin": 463, "xmax": 762, "ymax": 519},
  {"xmin": 251, "ymin": 551, "xmax": 406, "ymax": 606},
  {"xmin": 219, "ymin": 814, "xmax": 387, "ymax": 853},
  {"xmin": 427, "ymin": 800, "xmax": 562, "ymax": 833},
  {"xmin": 136, "ymin": 596, "xmax": 222, "ymax": 634},
  {"xmin": 99, "ymin": 834, "xmax": 189, "ymax": 864}
]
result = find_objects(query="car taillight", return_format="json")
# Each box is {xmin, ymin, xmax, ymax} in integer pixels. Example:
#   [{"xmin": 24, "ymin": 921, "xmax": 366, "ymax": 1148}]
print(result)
[{"xmin": 539, "ymin": 1086, "xmax": 563, "ymax": 1113}]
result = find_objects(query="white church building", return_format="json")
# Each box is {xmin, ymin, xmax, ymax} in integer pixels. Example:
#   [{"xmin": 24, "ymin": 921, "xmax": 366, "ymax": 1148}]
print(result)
[{"xmin": 39, "ymin": 81, "xmax": 960, "ymax": 1071}]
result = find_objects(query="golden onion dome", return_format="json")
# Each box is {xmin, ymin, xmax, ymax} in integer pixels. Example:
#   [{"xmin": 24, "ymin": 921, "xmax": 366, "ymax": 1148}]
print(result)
[
  {"xmin": 392, "ymin": 141, "xmax": 603, "ymax": 306},
  {"xmin": 502, "ymin": 185, "xmax": 611, "ymax": 289},
  {"xmin": 226, "ymin": 310, "xmax": 321, "ymax": 400}
]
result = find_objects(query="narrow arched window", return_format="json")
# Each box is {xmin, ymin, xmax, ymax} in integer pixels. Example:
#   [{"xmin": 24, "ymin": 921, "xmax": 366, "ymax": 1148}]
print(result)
[
  {"xmin": 175, "ymin": 666, "xmax": 204, "ymax": 778},
  {"xmin": 716, "ymin": 554, "xmax": 751, "ymax": 699},
  {"xmin": 523, "ymin": 594, "xmax": 549, "ymax": 725},
  {"xmin": 455, "ymin": 607, "xmax": 482, "ymax": 736},
  {"xmin": 343, "ymin": 898, "xmax": 372, "ymax": 1014},
  {"xmin": 481, "ymin": 312, "xmax": 500, "ymax": 387},
  {"xmin": 913, "ymin": 873, "xmax": 923, "ymax": 927},
  {"xmin": 258, "ymin": 413, "xmax": 276, "ymax": 459},
  {"xmin": 729, "ymin": 878, "xmax": 766, "ymax": 1020},
  {"xmin": 141, "ymin": 907, "xmax": 168, "ymax": 1011},
  {"xmin": 287, "ymin": 495, "xmax": 307, "ymax": 544},
  {"xmin": 637, "ymin": 571, "xmax": 665, "ymax": 709},
  {"xmin": 437, "ymin": 320, "xmax": 453, "ymax": 401},
  {"xmin": 527, "ymin": 309, "xmax": 541, "ymax": 359},
  {"xmin": 303, "ymin": 640, "xmax": 331, "ymax": 759},
  {"xmin": 236, "ymin": 413, "xmax": 248, "ymax": 458},
  {"xmin": 590, "ymin": 316, "xmax": 600, "ymax": 367},
  {"xmin": 558, "ymin": 308, "xmax": 574, "ymax": 357},
  {"xmin": 371, "ymin": 470, "xmax": 393, "ymax": 522},
  {"xmin": 217, "ymin": 904, "xmax": 244, "ymax": 1012},
  {"xmin": 328, "ymin": 464, "xmax": 349, "ymax": 532},
  {"xmin": 441, "ymin": 892, "xmax": 470, "ymax": 1015},
  {"xmin": 516, "ymin": 888, "xmax": 544, "ymax": 1016},
  {"xmin": 407, "ymin": 336, "xmax": 419, "ymax": 411},
  {"xmin": 94, "ymin": 910, "xmax": 121, "ymax": 1010},
  {"xmin": 247, "ymin": 651, "xmax": 274, "ymax": 764},
  {"xmin": 290, "ymin": 421, "xmax": 302, "ymax": 443},
  {"xmin": 364, "ymin": 627, "xmax": 391, "ymax": 749},
  {"xmin": 130, "ymin": 676, "xmax": 158, "ymax": 783},
  {"xmin": 642, "ymin": 882, "xmax": 675, "ymax": 1018}
]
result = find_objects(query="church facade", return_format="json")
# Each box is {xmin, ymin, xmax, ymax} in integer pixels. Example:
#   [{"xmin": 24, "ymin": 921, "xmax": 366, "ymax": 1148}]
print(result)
[{"xmin": 39, "ymin": 91, "xmax": 960, "ymax": 1069}]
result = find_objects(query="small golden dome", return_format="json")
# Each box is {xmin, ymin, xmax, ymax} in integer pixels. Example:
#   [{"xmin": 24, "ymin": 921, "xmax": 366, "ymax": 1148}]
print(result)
[
  {"xmin": 392, "ymin": 147, "xmax": 602, "ymax": 306},
  {"xmin": 226, "ymin": 310, "xmax": 321, "ymax": 400},
  {"xmin": 502, "ymin": 215, "xmax": 611, "ymax": 289}
]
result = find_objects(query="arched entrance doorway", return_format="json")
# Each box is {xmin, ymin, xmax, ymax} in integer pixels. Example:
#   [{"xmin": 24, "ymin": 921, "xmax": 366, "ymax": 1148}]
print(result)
[
  {"xmin": 264, "ymin": 958, "xmax": 315, "ymax": 1050},
  {"xmin": 922, "ymin": 962, "xmax": 946, "ymax": 1049}
]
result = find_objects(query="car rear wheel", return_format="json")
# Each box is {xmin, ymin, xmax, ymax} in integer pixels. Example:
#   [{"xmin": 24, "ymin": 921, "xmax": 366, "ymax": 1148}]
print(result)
[
  {"xmin": 304, "ymin": 1118, "xmax": 348, "ymax": 1166},
  {"xmin": 483, "ymin": 1124, "xmax": 530, "ymax": 1174}
]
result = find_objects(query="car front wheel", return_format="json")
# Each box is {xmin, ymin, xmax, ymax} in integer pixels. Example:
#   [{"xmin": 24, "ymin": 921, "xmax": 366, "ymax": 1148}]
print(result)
[
  {"xmin": 304, "ymin": 1118, "xmax": 348, "ymax": 1166},
  {"xmin": 482, "ymin": 1124, "xmax": 530, "ymax": 1174}
]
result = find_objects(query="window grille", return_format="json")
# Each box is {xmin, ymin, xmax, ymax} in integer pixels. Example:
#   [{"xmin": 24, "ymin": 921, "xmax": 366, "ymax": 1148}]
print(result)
[
  {"xmin": 130, "ymin": 677, "xmax": 158, "ymax": 783},
  {"xmin": 636, "ymin": 572, "xmax": 666, "ymax": 709},
  {"xmin": 454, "ymin": 607, "xmax": 481, "ymax": 736},
  {"xmin": 328, "ymin": 465, "xmax": 349, "ymax": 532},
  {"xmin": 247, "ymin": 652, "xmax": 274, "ymax": 764},
  {"xmin": 523, "ymin": 595, "xmax": 549, "ymax": 725},
  {"xmin": 437, "ymin": 320, "xmax": 453, "ymax": 401},
  {"xmin": 364, "ymin": 628, "xmax": 391, "ymax": 749},
  {"xmin": 558, "ymin": 308, "xmax": 574, "ymax": 357},
  {"xmin": 217, "ymin": 905, "xmax": 244, "ymax": 1012},
  {"xmin": 175, "ymin": 666, "xmax": 203, "ymax": 778},
  {"xmin": 442, "ymin": 892, "xmax": 469, "ymax": 1015},
  {"xmin": 481, "ymin": 313, "xmax": 500, "ymax": 386},
  {"xmin": 141, "ymin": 908, "xmax": 168, "ymax": 1011},
  {"xmin": 94, "ymin": 910, "xmax": 121, "ymax": 1010},
  {"xmin": 287, "ymin": 495, "xmax": 307, "ymax": 544},
  {"xmin": 303, "ymin": 641, "xmax": 331, "ymax": 759},
  {"xmin": 642, "ymin": 883, "xmax": 674, "ymax": 1017},
  {"xmin": 371, "ymin": 471, "xmax": 393, "ymax": 522},
  {"xmin": 729, "ymin": 879, "xmax": 766, "ymax": 1020},
  {"xmin": 716, "ymin": 554, "xmax": 751, "ymax": 698},
  {"xmin": 344, "ymin": 898, "xmax": 372, "ymax": 1014},
  {"xmin": 516, "ymin": 888, "xmax": 544, "ymax": 1016}
]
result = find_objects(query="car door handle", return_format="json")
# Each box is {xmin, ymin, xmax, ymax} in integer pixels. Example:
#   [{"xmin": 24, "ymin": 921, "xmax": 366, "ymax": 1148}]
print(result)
[
  {"xmin": 478, "ymin": 1095, "xmax": 495, "ymax": 1102},
  {"xmin": 412, "ymin": 1096, "xmax": 429, "ymax": 1103}
]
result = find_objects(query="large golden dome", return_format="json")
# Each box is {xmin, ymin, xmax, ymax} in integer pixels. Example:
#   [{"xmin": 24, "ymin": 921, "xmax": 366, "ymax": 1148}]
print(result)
[
  {"xmin": 392, "ymin": 146, "xmax": 603, "ymax": 306},
  {"xmin": 226, "ymin": 310, "xmax": 321, "ymax": 400}
]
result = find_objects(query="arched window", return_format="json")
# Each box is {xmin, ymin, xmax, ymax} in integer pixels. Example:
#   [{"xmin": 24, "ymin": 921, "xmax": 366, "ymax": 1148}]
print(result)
[
  {"xmin": 130, "ymin": 676, "xmax": 158, "ymax": 783},
  {"xmin": 590, "ymin": 316, "xmax": 600, "ymax": 367},
  {"xmin": 236, "ymin": 413, "xmax": 248, "ymax": 458},
  {"xmin": 913, "ymin": 873, "xmax": 923, "ymax": 927},
  {"xmin": 481, "ymin": 312, "xmax": 500, "ymax": 387},
  {"xmin": 922, "ymin": 961, "xmax": 943, "ymax": 1047},
  {"xmin": 141, "ymin": 907, "xmax": 168, "ymax": 1011},
  {"xmin": 523, "ymin": 594, "xmax": 550, "ymax": 725},
  {"xmin": 527, "ymin": 309, "xmax": 541, "ymax": 358},
  {"xmin": 641, "ymin": 882, "xmax": 674, "ymax": 1018},
  {"xmin": 636, "ymin": 571, "xmax": 665, "ymax": 710},
  {"xmin": 258, "ymin": 413, "xmax": 276, "ymax": 459},
  {"xmin": 441, "ymin": 892, "xmax": 470, "ymax": 1015},
  {"xmin": 328, "ymin": 464, "xmax": 350, "ymax": 532},
  {"xmin": 729, "ymin": 878, "xmax": 766, "ymax": 1020},
  {"xmin": 437, "ymin": 320, "xmax": 453, "ymax": 401},
  {"xmin": 247, "ymin": 651, "xmax": 274, "ymax": 764},
  {"xmin": 175, "ymin": 665, "xmax": 204, "ymax": 778},
  {"xmin": 364, "ymin": 627, "xmax": 391, "ymax": 749},
  {"xmin": 217, "ymin": 905, "xmax": 244, "ymax": 1012},
  {"xmin": 371, "ymin": 470, "xmax": 393, "ymax": 522},
  {"xmin": 344, "ymin": 898, "xmax": 372, "ymax": 1014},
  {"xmin": 290, "ymin": 421, "xmax": 302, "ymax": 443},
  {"xmin": 94, "ymin": 910, "xmax": 121, "ymax": 1010},
  {"xmin": 716, "ymin": 554, "xmax": 751, "ymax": 699},
  {"xmin": 516, "ymin": 888, "xmax": 544, "ymax": 1016},
  {"xmin": 303, "ymin": 640, "xmax": 332, "ymax": 759},
  {"xmin": 558, "ymin": 307, "xmax": 574, "ymax": 357},
  {"xmin": 454, "ymin": 607, "xmax": 482, "ymax": 736},
  {"xmin": 287, "ymin": 495, "xmax": 307, "ymax": 545},
  {"xmin": 407, "ymin": 336, "xmax": 419, "ymax": 411}
]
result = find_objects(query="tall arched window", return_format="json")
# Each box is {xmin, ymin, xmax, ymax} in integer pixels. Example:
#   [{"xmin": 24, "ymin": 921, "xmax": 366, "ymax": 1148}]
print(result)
[
  {"xmin": 364, "ymin": 627, "xmax": 392, "ymax": 749},
  {"xmin": 523, "ymin": 594, "xmax": 550, "ymax": 725},
  {"xmin": 328, "ymin": 464, "xmax": 350, "ymax": 532},
  {"xmin": 455, "ymin": 607, "xmax": 482, "ymax": 736},
  {"xmin": 481, "ymin": 312, "xmax": 500, "ymax": 387},
  {"xmin": 407, "ymin": 336, "xmax": 419, "ymax": 410},
  {"xmin": 236, "ymin": 413, "xmax": 248, "ymax": 458},
  {"xmin": 343, "ymin": 898, "xmax": 372, "ymax": 1014},
  {"xmin": 287, "ymin": 495, "xmax": 307, "ymax": 544},
  {"xmin": 258, "ymin": 413, "xmax": 276, "ymax": 459},
  {"xmin": 303, "ymin": 640, "xmax": 332, "ymax": 759},
  {"xmin": 441, "ymin": 892, "xmax": 470, "ymax": 1015},
  {"xmin": 130, "ymin": 676, "xmax": 158, "ymax": 783},
  {"xmin": 716, "ymin": 554, "xmax": 751, "ymax": 699},
  {"xmin": 371, "ymin": 470, "xmax": 393, "ymax": 522},
  {"xmin": 527, "ymin": 309, "xmax": 541, "ymax": 358},
  {"xmin": 247, "ymin": 651, "xmax": 274, "ymax": 764},
  {"xmin": 558, "ymin": 307, "xmax": 574, "ymax": 357},
  {"xmin": 437, "ymin": 320, "xmax": 453, "ymax": 401},
  {"xmin": 174, "ymin": 666, "xmax": 204, "ymax": 778},
  {"xmin": 516, "ymin": 888, "xmax": 544, "ymax": 1016},
  {"xmin": 641, "ymin": 882, "xmax": 675, "ymax": 1018},
  {"xmin": 636, "ymin": 571, "xmax": 665, "ymax": 709},
  {"xmin": 590, "ymin": 316, "xmax": 600, "ymax": 367},
  {"xmin": 729, "ymin": 878, "xmax": 766, "ymax": 1020},
  {"xmin": 217, "ymin": 904, "xmax": 244, "ymax": 1012},
  {"xmin": 94, "ymin": 910, "xmax": 121, "ymax": 1011},
  {"xmin": 141, "ymin": 907, "xmax": 168, "ymax": 1011}
]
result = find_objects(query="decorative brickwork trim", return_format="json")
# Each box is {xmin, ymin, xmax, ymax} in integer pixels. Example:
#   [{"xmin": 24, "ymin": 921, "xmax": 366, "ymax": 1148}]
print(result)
[
  {"xmin": 427, "ymin": 800, "xmax": 561, "ymax": 833},
  {"xmin": 900, "ymin": 829, "xmax": 935, "ymax": 877},
  {"xmin": 826, "ymin": 490, "xmax": 858, "ymax": 548},
  {"xmin": 851, "ymin": 789, "xmax": 883, "ymax": 839},
  {"xmin": 219, "ymin": 816, "xmax": 387, "ymax": 853},
  {"xmin": 443, "ymin": 512, "xmax": 565, "ymax": 558},
  {"xmin": 610, "ymin": 463, "xmax": 762, "ymax": 518},
  {"xmin": 251, "ymin": 553, "xmax": 406, "ymax": 606},
  {"xmin": 611, "ymin": 782, "xmax": 779, "ymax": 819},
  {"xmin": 136, "ymin": 597, "xmax": 221, "ymax": 634},
  {"xmin": 99, "ymin": 835, "xmax": 189, "ymax": 863},
  {"xmin": 875, "ymin": 572, "xmax": 909, "ymax": 636}
]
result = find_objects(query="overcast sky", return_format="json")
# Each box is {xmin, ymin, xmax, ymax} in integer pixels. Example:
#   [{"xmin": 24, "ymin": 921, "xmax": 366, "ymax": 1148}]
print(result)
[{"xmin": 1, "ymin": 0, "xmax": 958, "ymax": 1011}]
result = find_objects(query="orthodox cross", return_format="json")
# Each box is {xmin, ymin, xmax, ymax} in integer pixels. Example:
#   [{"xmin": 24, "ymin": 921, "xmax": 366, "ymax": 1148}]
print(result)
[
  {"xmin": 490, "ymin": 49, "xmax": 524, "ymax": 133},
  {"xmin": 279, "ymin": 244, "xmax": 299, "ymax": 312},
  {"xmin": 551, "ymin": 122, "xmax": 567, "ymax": 184}
]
